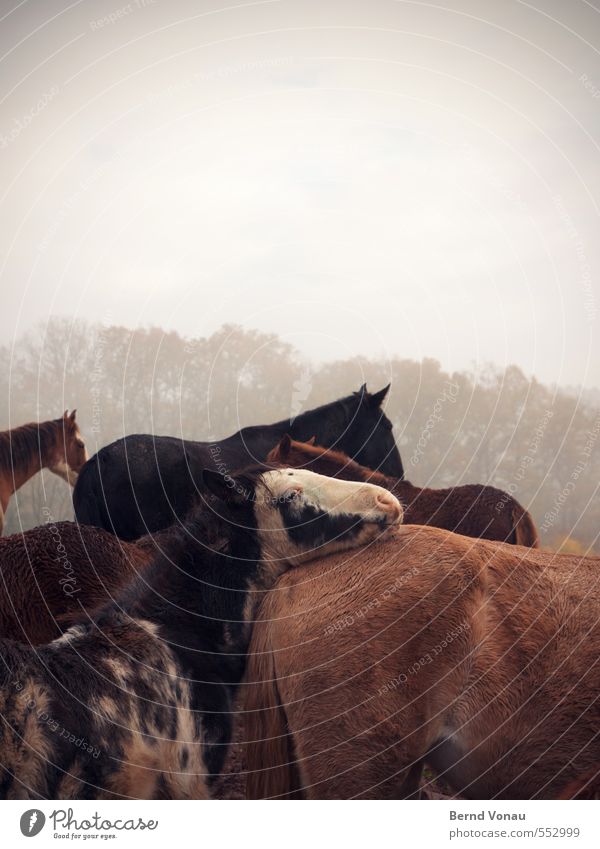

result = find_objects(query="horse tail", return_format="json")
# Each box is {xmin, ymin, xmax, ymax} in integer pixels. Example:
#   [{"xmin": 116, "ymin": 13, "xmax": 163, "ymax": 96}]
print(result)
[
  {"xmin": 244, "ymin": 621, "xmax": 302, "ymax": 799},
  {"xmin": 509, "ymin": 503, "xmax": 539, "ymax": 548},
  {"xmin": 73, "ymin": 455, "xmax": 111, "ymax": 532}
]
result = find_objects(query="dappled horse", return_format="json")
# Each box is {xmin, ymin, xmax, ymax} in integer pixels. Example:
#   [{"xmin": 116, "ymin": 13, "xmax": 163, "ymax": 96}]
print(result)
[
  {"xmin": 0, "ymin": 467, "xmax": 400, "ymax": 799},
  {"xmin": 268, "ymin": 435, "xmax": 538, "ymax": 546},
  {"xmin": 73, "ymin": 384, "xmax": 403, "ymax": 540},
  {"xmin": 244, "ymin": 527, "xmax": 600, "ymax": 799},
  {"xmin": 0, "ymin": 411, "xmax": 87, "ymax": 535}
]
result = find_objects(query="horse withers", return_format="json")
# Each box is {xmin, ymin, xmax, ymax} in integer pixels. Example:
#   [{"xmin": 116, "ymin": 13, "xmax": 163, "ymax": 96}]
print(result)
[
  {"xmin": 0, "ymin": 467, "xmax": 401, "ymax": 799},
  {"xmin": 73, "ymin": 384, "xmax": 403, "ymax": 540}
]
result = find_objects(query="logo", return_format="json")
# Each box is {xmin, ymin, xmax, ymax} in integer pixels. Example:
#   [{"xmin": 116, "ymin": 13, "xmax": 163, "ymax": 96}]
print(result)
[{"xmin": 20, "ymin": 810, "xmax": 46, "ymax": 837}]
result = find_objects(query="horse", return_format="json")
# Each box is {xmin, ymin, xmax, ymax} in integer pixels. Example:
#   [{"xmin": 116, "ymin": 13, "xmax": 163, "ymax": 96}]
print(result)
[
  {"xmin": 73, "ymin": 384, "xmax": 403, "ymax": 540},
  {"xmin": 557, "ymin": 766, "xmax": 600, "ymax": 799},
  {"xmin": 0, "ymin": 467, "xmax": 401, "ymax": 799},
  {"xmin": 0, "ymin": 521, "xmax": 165, "ymax": 644},
  {"xmin": 0, "ymin": 411, "xmax": 87, "ymax": 535},
  {"xmin": 267, "ymin": 435, "xmax": 538, "ymax": 546},
  {"xmin": 243, "ymin": 526, "xmax": 600, "ymax": 799},
  {"xmin": 0, "ymin": 463, "xmax": 400, "ymax": 646}
]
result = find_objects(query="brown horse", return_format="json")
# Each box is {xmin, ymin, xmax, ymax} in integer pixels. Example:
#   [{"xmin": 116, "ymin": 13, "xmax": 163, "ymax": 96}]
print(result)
[
  {"xmin": 0, "ymin": 411, "xmax": 87, "ymax": 535},
  {"xmin": 243, "ymin": 526, "xmax": 600, "ymax": 799},
  {"xmin": 0, "ymin": 521, "xmax": 164, "ymax": 644},
  {"xmin": 268, "ymin": 436, "xmax": 538, "ymax": 546},
  {"xmin": 557, "ymin": 766, "xmax": 600, "ymax": 799}
]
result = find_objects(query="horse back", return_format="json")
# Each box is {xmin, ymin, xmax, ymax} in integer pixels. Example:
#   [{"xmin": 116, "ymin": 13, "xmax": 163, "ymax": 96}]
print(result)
[
  {"xmin": 245, "ymin": 528, "xmax": 600, "ymax": 799},
  {"xmin": 396, "ymin": 482, "xmax": 539, "ymax": 547},
  {"xmin": 245, "ymin": 528, "xmax": 487, "ymax": 798},
  {"xmin": 73, "ymin": 429, "xmax": 280, "ymax": 539},
  {"xmin": 0, "ymin": 523, "xmax": 153, "ymax": 644},
  {"xmin": 0, "ymin": 621, "xmax": 208, "ymax": 800},
  {"xmin": 73, "ymin": 436, "xmax": 205, "ymax": 538}
]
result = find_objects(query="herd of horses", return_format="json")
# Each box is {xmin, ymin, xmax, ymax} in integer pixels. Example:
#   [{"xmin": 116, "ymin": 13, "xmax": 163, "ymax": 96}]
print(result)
[{"xmin": 0, "ymin": 386, "xmax": 598, "ymax": 800}]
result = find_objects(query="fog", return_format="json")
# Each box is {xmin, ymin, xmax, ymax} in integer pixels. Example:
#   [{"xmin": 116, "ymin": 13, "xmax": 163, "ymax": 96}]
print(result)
[
  {"xmin": 1, "ymin": 0, "xmax": 599, "ymax": 386},
  {"xmin": 2, "ymin": 320, "xmax": 599, "ymax": 553}
]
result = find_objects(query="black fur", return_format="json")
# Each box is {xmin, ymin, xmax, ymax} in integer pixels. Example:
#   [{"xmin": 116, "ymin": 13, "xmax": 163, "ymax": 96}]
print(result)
[
  {"xmin": 278, "ymin": 501, "xmax": 369, "ymax": 549},
  {"xmin": 73, "ymin": 386, "xmax": 402, "ymax": 539}
]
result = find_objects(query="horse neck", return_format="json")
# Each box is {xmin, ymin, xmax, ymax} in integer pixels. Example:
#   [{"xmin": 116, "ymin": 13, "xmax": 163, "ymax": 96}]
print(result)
[
  {"xmin": 348, "ymin": 461, "xmax": 392, "ymax": 487},
  {"xmin": 0, "ymin": 421, "xmax": 61, "ymax": 494},
  {"xmin": 283, "ymin": 401, "xmax": 346, "ymax": 445},
  {"xmin": 117, "ymin": 518, "xmax": 272, "ymax": 684},
  {"xmin": 295, "ymin": 448, "xmax": 393, "ymax": 488}
]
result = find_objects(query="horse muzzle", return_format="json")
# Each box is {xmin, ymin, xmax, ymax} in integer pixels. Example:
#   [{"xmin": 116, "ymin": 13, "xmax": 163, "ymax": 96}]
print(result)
[{"xmin": 368, "ymin": 489, "xmax": 403, "ymax": 525}]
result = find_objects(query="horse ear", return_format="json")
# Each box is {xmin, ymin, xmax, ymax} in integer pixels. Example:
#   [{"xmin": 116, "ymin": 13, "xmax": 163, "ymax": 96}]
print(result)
[
  {"xmin": 306, "ymin": 435, "xmax": 316, "ymax": 445},
  {"xmin": 368, "ymin": 383, "xmax": 390, "ymax": 408},
  {"xmin": 357, "ymin": 383, "xmax": 367, "ymax": 396},
  {"xmin": 201, "ymin": 469, "xmax": 251, "ymax": 505},
  {"xmin": 278, "ymin": 434, "xmax": 292, "ymax": 458},
  {"xmin": 69, "ymin": 409, "xmax": 77, "ymax": 422},
  {"xmin": 62, "ymin": 410, "xmax": 69, "ymax": 420}
]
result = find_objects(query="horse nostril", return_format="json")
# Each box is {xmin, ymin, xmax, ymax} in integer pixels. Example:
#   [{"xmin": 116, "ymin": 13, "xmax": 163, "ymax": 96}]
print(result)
[{"xmin": 375, "ymin": 491, "xmax": 402, "ymax": 522}]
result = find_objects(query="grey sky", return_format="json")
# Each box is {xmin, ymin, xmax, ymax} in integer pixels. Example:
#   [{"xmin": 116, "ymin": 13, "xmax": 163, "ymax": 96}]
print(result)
[{"xmin": 1, "ymin": 0, "xmax": 599, "ymax": 386}]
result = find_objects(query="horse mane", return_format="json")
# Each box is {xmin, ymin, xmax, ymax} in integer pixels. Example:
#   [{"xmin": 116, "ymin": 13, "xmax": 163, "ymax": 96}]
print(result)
[
  {"xmin": 0, "ymin": 419, "xmax": 62, "ymax": 475},
  {"xmin": 268, "ymin": 437, "xmax": 392, "ymax": 486},
  {"xmin": 282, "ymin": 395, "xmax": 354, "ymax": 440}
]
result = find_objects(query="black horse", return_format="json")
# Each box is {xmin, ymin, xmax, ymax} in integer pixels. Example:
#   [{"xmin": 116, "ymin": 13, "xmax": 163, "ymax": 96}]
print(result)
[{"xmin": 73, "ymin": 384, "xmax": 403, "ymax": 540}]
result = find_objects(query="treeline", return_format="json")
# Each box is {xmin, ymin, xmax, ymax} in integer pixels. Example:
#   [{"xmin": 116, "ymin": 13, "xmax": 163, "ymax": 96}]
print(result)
[{"xmin": 1, "ymin": 319, "xmax": 598, "ymax": 552}]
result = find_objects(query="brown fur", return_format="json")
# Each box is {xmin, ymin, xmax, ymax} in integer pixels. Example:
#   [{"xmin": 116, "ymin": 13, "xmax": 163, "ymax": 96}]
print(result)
[
  {"xmin": 0, "ymin": 522, "xmax": 166, "ymax": 643},
  {"xmin": 268, "ymin": 436, "xmax": 539, "ymax": 547},
  {"xmin": 557, "ymin": 765, "xmax": 600, "ymax": 799},
  {"xmin": 0, "ymin": 412, "xmax": 87, "ymax": 534},
  {"xmin": 244, "ymin": 526, "xmax": 600, "ymax": 799}
]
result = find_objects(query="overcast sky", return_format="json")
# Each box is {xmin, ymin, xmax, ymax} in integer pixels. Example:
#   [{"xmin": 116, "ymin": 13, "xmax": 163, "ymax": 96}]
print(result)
[{"xmin": 1, "ymin": 0, "xmax": 599, "ymax": 387}]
